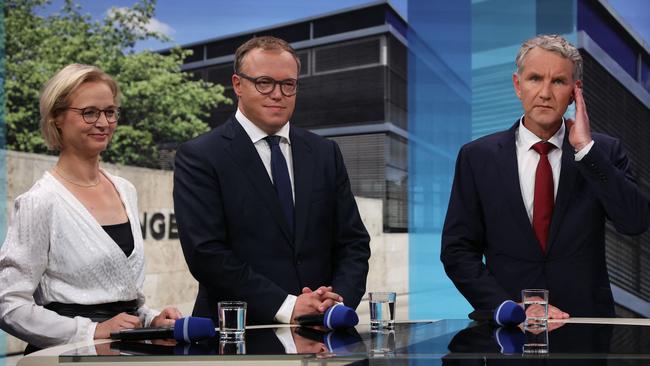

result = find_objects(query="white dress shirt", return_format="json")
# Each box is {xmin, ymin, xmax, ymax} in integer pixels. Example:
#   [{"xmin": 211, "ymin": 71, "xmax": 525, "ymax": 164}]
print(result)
[
  {"xmin": 515, "ymin": 116, "xmax": 594, "ymax": 223},
  {"xmin": 235, "ymin": 109, "xmax": 297, "ymax": 323},
  {"xmin": 0, "ymin": 171, "xmax": 158, "ymax": 348},
  {"xmin": 274, "ymin": 327, "xmax": 298, "ymax": 353},
  {"xmin": 235, "ymin": 109, "xmax": 295, "ymax": 201}
]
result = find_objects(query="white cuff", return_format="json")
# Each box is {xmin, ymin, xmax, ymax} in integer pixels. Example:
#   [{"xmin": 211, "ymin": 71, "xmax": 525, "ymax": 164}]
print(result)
[
  {"xmin": 574, "ymin": 140, "xmax": 594, "ymax": 161},
  {"xmin": 85, "ymin": 321, "xmax": 98, "ymax": 343},
  {"xmin": 274, "ymin": 294, "xmax": 297, "ymax": 324},
  {"xmin": 274, "ymin": 327, "xmax": 297, "ymax": 354}
]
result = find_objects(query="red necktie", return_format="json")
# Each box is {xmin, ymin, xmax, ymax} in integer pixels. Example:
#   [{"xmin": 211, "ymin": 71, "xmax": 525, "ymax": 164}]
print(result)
[{"xmin": 531, "ymin": 142, "xmax": 556, "ymax": 253}]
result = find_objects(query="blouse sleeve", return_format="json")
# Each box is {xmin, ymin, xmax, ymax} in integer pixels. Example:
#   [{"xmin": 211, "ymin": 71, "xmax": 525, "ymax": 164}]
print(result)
[
  {"xmin": 0, "ymin": 192, "xmax": 96, "ymax": 348},
  {"xmin": 136, "ymin": 299, "xmax": 159, "ymax": 327},
  {"xmin": 123, "ymin": 179, "xmax": 160, "ymax": 327},
  {"xmin": 134, "ymin": 264, "xmax": 159, "ymax": 328}
]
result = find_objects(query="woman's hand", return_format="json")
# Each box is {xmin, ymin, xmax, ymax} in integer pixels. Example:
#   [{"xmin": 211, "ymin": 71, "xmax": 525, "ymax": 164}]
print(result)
[
  {"xmin": 94, "ymin": 312, "xmax": 142, "ymax": 339},
  {"xmin": 150, "ymin": 307, "xmax": 183, "ymax": 328}
]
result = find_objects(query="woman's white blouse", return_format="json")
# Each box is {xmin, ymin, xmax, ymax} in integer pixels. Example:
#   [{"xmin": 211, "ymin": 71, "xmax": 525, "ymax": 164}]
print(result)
[{"xmin": 0, "ymin": 171, "xmax": 158, "ymax": 348}]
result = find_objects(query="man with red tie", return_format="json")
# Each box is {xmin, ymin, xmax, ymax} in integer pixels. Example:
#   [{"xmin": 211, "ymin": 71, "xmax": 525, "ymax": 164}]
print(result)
[{"xmin": 441, "ymin": 35, "xmax": 649, "ymax": 318}]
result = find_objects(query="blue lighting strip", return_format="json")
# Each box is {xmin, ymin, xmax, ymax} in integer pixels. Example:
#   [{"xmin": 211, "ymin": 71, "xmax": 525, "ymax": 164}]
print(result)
[{"xmin": 407, "ymin": 0, "xmax": 473, "ymax": 319}]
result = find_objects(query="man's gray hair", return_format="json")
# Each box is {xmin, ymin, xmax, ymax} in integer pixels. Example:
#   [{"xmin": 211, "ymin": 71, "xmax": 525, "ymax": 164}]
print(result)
[{"xmin": 515, "ymin": 34, "xmax": 583, "ymax": 81}]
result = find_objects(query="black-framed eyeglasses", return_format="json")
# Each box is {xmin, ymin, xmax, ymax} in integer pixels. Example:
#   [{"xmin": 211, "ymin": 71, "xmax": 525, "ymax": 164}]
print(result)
[
  {"xmin": 66, "ymin": 107, "xmax": 120, "ymax": 124},
  {"xmin": 237, "ymin": 72, "xmax": 298, "ymax": 97}
]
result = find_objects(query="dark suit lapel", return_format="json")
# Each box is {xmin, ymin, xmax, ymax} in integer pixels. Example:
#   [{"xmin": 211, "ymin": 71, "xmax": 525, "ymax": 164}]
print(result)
[
  {"xmin": 223, "ymin": 118, "xmax": 293, "ymax": 243},
  {"xmin": 290, "ymin": 128, "xmax": 313, "ymax": 252},
  {"xmin": 546, "ymin": 132, "xmax": 578, "ymax": 254},
  {"xmin": 497, "ymin": 122, "xmax": 544, "ymax": 257}
]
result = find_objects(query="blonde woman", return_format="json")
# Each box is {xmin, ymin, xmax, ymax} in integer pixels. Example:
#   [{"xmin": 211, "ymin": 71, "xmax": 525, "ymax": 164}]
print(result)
[{"xmin": 0, "ymin": 64, "xmax": 181, "ymax": 353}]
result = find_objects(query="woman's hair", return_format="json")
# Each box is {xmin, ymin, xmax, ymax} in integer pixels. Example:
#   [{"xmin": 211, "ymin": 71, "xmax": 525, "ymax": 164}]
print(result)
[{"xmin": 40, "ymin": 64, "xmax": 120, "ymax": 150}]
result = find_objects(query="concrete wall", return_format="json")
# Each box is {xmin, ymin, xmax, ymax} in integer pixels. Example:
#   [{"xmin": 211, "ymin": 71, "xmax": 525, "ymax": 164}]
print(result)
[{"xmin": 1, "ymin": 150, "xmax": 408, "ymax": 354}]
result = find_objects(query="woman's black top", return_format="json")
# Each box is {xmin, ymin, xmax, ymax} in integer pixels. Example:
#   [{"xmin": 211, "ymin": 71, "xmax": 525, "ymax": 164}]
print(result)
[{"xmin": 102, "ymin": 221, "xmax": 134, "ymax": 257}]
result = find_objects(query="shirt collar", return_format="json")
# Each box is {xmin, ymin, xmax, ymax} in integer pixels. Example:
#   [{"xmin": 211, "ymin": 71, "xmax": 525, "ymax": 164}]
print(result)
[
  {"xmin": 517, "ymin": 115, "xmax": 565, "ymax": 151},
  {"xmin": 235, "ymin": 108, "xmax": 291, "ymax": 144}
]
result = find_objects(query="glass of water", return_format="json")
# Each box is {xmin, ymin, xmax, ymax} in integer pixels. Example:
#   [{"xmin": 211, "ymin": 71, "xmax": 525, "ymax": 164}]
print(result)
[
  {"xmin": 369, "ymin": 292, "xmax": 396, "ymax": 330},
  {"xmin": 218, "ymin": 301, "xmax": 247, "ymax": 340},
  {"xmin": 522, "ymin": 289, "xmax": 548, "ymax": 330},
  {"xmin": 523, "ymin": 327, "xmax": 549, "ymax": 354},
  {"xmin": 219, "ymin": 340, "xmax": 246, "ymax": 355},
  {"xmin": 370, "ymin": 328, "xmax": 395, "ymax": 357}
]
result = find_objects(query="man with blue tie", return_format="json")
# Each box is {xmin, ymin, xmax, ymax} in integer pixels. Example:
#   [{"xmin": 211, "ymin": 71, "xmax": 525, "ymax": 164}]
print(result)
[
  {"xmin": 441, "ymin": 35, "xmax": 649, "ymax": 318},
  {"xmin": 173, "ymin": 36, "xmax": 371, "ymax": 325}
]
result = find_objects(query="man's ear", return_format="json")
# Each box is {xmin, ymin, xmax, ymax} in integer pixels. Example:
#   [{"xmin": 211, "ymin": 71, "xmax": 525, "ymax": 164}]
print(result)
[
  {"xmin": 232, "ymin": 73, "xmax": 242, "ymax": 98},
  {"xmin": 512, "ymin": 73, "xmax": 522, "ymax": 99}
]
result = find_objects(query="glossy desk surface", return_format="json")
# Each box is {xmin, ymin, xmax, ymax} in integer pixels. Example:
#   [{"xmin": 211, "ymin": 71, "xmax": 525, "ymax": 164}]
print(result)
[{"xmin": 18, "ymin": 318, "xmax": 650, "ymax": 365}]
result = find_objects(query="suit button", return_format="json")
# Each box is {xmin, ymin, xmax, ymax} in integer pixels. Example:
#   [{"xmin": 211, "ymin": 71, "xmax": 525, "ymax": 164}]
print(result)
[{"xmin": 296, "ymin": 260, "xmax": 302, "ymax": 266}]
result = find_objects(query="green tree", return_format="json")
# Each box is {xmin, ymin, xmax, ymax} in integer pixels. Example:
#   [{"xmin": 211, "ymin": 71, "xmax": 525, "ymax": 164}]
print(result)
[
  {"xmin": 5, "ymin": 0, "xmax": 231, "ymax": 168},
  {"xmin": 0, "ymin": 0, "xmax": 5, "ymax": 149}
]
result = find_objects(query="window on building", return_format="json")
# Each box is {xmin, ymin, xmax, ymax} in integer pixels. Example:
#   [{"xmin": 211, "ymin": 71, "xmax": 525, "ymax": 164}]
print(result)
[{"xmin": 314, "ymin": 38, "xmax": 381, "ymax": 73}]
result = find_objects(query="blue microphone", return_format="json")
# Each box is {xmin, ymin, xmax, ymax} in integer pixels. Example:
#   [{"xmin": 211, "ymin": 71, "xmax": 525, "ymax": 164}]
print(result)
[
  {"xmin": 173, "ymin": 317, "xmax": 216, "ymax": 342},
  {"xmin": 469, "ymin": 300, "xmax": 525, "ymax": 326},
  {"xmin": 494, "ymin": 300, "xmax": 525, "ymax": 326},
  {"xmin": 494, "ymin": 326, "xmax": 525, "ymax": 354},
  {"xmin": 295, "ymin": 303, "xmax": 359, "ymax": 329},
  {"xmin": 295, "ymin": 327, "xmax": 363, "ymax": 354},
  {"xmin": 324, "ymin": 329, "xmax": 362, "ymax": 353},
  {"xmin": 111, "ymin": 316, "xmax": 216, "ymax": 343}
]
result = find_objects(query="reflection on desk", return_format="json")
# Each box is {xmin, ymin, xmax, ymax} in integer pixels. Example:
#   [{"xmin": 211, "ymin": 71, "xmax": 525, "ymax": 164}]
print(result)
[
  {"xmin": 443, "ymin": 320, "xmax": 650, "ymax": 365},
  {"xmin": 18, "ymin": 319, "xmax": 650, "ymax": 365},
  {"xmin": 93, "ymin": 327, "xmax": 365, "ymax": 357}
]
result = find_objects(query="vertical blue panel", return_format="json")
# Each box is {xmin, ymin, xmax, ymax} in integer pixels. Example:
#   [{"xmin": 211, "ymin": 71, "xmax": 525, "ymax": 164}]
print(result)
[
  {"xmin": 471, "ymin": 0, "xmax": 537, "ymax": 138},
  {"xmin": 472, "ymin": 0, "xmax": 536, "ymax": 52},
  {"xmin": 409, "ymin": 0, "xmax": 578, "ymax": 320},
  {"xmin": 0, "ymin": 0, "xmax": 6, "ymax": 360},
  {"xmin": 472, "ymin": 0, "xmax": 577, "ymax": 138},
  {"xmin": 408, "ymin": 0, "xmax": 472, "ymax": 320}
]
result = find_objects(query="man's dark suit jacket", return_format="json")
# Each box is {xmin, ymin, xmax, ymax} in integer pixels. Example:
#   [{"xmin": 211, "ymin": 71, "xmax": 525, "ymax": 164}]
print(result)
[
  {"xmin": 173, "ymin": 115, "xmax": 371, "ymax": 324},
  {"xmin": 441, "ymin": 121, "xmax": 649, "ymax": 317}
]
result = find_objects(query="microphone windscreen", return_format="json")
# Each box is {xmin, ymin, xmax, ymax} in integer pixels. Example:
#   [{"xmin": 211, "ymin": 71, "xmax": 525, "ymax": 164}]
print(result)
[
  {"xmin": 295, "ymin": 326, "xmax": 363, "ymax": 353},
  {"xmin": 324, "ymin": 304, "xmax": 359, "ymax": 329},
  {"xmin": 324, "ymin": 329, "xmax": 363, "ymax": 353},
  {"xmin": 494, "ymin": 327, "xmax": 525, "ymax": 354},
  {"xmin": 173, "ymin": 317, "xmax": 216, "ymax": 343},
  {"xmin": 494, "ymin": 300, "xmax": 525, "ymax": 326}
]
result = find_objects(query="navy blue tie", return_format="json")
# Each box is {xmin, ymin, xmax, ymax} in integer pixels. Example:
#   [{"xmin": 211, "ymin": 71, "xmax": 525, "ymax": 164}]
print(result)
[{"xmin": 264, "ymin": 135, "xmax": 294, "ymax": 232}]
